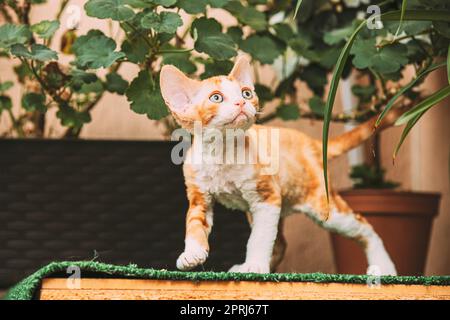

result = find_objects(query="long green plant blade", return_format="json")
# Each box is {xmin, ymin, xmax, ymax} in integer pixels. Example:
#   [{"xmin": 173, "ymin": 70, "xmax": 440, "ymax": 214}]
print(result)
[
  {"xmin": 395, "ymin": 85, "xmax": 450, "ymax": 125},
  {"xmin": 375, "ymin": 62, "xmax": 446, "ymax": 127},
  {"xmin": 322, "ymin": 21, "xmax": 367, "ymax": 200},
  {"xmin": 393, "ymin": 0, "xmax": 408, "ymax": 39},
  {"xmin": 393, "ymin": 112, "xmax": 424, "ymax": 161},
  {"xmin": 293, "ymin": 0, "xmax": 303, "ymax": 19}
]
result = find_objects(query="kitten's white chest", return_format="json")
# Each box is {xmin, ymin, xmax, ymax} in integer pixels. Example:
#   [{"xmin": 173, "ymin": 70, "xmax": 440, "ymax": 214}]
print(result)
[{"xmin": 195, "ymin": 162, "xmax": 255, "ymax": 211}]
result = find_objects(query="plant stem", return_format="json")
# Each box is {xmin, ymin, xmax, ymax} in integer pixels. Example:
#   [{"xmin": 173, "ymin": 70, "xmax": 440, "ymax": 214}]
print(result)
[
  {"xmin": 380, "ymin": 28, "xmax": 433, "ymax": 48},
  {"xmin": 157, "ymin": 48, "xmax": 194, "ymax": 54},
  {"xmin": 7, "ymin": 109, "xmax": 25, "ymax": 137},
  {"xmin": 124, "ymin": 21, "xmax": 153, "ymax": 49},
  {"xmin": 369, "ymin": 67, "xmax": 387, "ymax": 100}
]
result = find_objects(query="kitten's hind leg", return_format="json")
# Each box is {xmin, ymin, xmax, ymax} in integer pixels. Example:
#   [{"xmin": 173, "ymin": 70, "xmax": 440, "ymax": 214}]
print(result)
[
  {"xmin": 294, "ymin": 194, "xmax": 397, "ymax": 276},
  {"xmin": 270, "ymin": 218, "xmax": 287, "ymax": 272}
]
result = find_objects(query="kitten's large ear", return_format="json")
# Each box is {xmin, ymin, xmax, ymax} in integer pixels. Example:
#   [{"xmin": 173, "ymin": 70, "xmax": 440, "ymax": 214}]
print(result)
[
  {"xmin": 229, "ymin": 55, "xmax": 254, "ymax": 89},
  {"xmin": 160, "ymin": 65, "xmax": 201, "ymax": 113}
]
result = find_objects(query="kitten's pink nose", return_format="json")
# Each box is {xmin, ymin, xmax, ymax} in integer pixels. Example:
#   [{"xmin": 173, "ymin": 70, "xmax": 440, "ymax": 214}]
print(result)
[{"xmin": 234, "ymin": 100, "xmax": 245, "ymax": 108}]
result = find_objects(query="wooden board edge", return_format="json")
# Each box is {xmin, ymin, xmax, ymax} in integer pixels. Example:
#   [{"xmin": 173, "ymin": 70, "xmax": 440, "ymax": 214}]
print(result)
[{"xmin": 38, "ymin": 278, "xmax": 450, "ymax": 300}]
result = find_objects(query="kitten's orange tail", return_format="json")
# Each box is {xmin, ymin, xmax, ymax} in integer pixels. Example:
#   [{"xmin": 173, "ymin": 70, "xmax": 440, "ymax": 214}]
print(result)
[{"xmin": 327, "ymin": 107, "xmax": 404, "ymax": 160}]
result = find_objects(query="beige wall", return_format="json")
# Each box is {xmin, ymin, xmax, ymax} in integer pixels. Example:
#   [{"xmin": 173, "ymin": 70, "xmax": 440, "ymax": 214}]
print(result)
[{"xmin": 1, "ymin": 1, "xmax": 448, "ymax": 275}]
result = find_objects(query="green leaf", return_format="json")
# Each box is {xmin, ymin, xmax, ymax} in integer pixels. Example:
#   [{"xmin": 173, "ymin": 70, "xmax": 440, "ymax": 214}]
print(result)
[
  {"xmin": 11, "ymin": 44, "xmax": 58, "ymax": 61},
  {"xmin": 191, "ymin": 17, "xmax": 222, "ymax": 35},
  {"xmin": 21, "ymin": 92, "xmax": 46, "ymax": 112},
  {"xmin": 85, "ymin": 0, "xmax": 135, "ymax": 21},
  {"xmin": 254, "ymin": 84, "xmax": 273, "ymax": 105},
  {"xmin": 288, "ymin": 29, "xmax": 313, "ymax": 52},
  {"xmin": 125, "ymin": 0, "xmax": 177, "ymax": 7},
  {"xmin": 72, "ymin": 30, "xmax": 125, "ymax": 69},
  {"xmin": 385, "ymin": 20, "xmax": 432, "ymax": 35},
  {"xmin": 78, "ymin": 79, "xmax": 105, "ymax": 94},
  {"xmin": 240, "ymin": 34, "xmax": 281, "ymax": 64},
  {"xmin": 195, "ymin": 33, "xmax": 237, "ymax": 60},
  {"xmin": 208, "ymin": 0, "xmax": 230, "ymax": 8},
  {"xmin": 0, "ymin": 95, "xmax": 12, "ymax": 112},
  {"xmin": 352, "ymin": 84, "xmax": 376, "ymax": 103},
  {"xmin": 200, "ymin": 59, "xmax": 233, "ymax": 79},
  {"xmin": 433, "ymin": 21, "xmax": 450, "ymax": 39},
  {"xmin": 224, "ymin": 1, "xmax": 267, "ymax": 31},
  {"xmin": 376, "ymin": 61, "xmax": 446, "ymax": 127},
  {"xmin": 153, "ymin": 0, "xmax": 177, "ymax": 6},
  {"xmin": 227, "ymin": 26, "xmax": 243, "ymax": 44},
  {"xmin": 371, "ymin": 44, "xmax": 409, "ymax": 74},
  {"xmin": 162, "ymin": 51, "xmax": 196, "ymax": 74},
  {"xmin": 56, "ymin": 105, "xmax": 91, "ymax": 129},
  {"xmin": 43, "ymin": 62, "xmax": 68, "ymax": 90},
  {"xmin": 299, "ymin": 64, "xmax": 328, "ymax": 96},
  {"xmin": 272, "ymin": 23, "xmax": 295, "ymax": 44},
  {"xmin": 192, "ymin": 18, "xmax": 236, "ymax": 60},
  {"xmin": 276, "ymin": 104, "xmax": 300, "ymax": 120},
  {"xmin": 0, "ymin": 81, "xmax": 13, "ymax": 93},
  {"xmin": 324, "ymin": 24, "xmax": 355, "ymax": 45},
  {"xmin": 31, "ymin": 20, "xmax": 60, "ymax": 39},
  {"xmin": 308, "ymin": 96, "xmax": 325, "ymax": 117},
  {"xmin": 0, "ymin": 24, "xmax": 31, "ymax": 49},
  {"xmin": 126, "ymin": 70, "xmax": 169, "ymax": 120},
  {"xmin": 69, "ymin": 69, "xmax": 99, "ymax": 91},
  {"xmin": 121, "ymin": 38, "xmax": 149, "ymax": 64},
  {"xmin": 350, "ymin": 38, "xmax": 377, "ymax": 69},
  {"xmin": 352, "ymin": 39, "xmax": 417, "ymax": 74},
  {"xmin": 395, "ymin": 85, "xmax": 450, "ymax": 125},
  {"xmin": 140, "ymin": 11, "xmax": 183, "ymax": 34},
  {"xmin": 14, "ymin": 62, "xmax": 32, "ymax": 83},
  {"xmin": 105, "ymin": 72, "xmax": 128, "ymax": 95},
  {"xmin": 177, "ymin": 0, "xmax": 207, "ymax": 14},
  {"xmin": 309, "ymin": 96, "xmax": 325, "ymax": 116}
]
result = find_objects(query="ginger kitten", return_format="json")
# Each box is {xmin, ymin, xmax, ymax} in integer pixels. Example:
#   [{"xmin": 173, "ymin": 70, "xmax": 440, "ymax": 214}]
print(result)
[{"xmin": 160, "ymin": 56, "xmax": 397, "ymax": 275}]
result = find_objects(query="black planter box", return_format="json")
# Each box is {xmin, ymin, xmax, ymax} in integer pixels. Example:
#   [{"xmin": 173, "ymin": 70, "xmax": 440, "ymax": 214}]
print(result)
[{"xmin": 0, "ymin": 139, "xmax": 250, "ymax": 288}]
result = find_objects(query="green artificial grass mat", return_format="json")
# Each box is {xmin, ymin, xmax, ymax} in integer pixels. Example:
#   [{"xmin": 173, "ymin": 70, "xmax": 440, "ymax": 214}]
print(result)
[{"xmin": 5, "ymin": 261, "xmax": 450, "ymax": 300}]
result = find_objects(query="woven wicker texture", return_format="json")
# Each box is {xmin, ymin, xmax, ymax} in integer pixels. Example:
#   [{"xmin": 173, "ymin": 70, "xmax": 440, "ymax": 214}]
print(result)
[{"xmin": 0, "ymin": 139, "xmax": 250, "ymax": 288}]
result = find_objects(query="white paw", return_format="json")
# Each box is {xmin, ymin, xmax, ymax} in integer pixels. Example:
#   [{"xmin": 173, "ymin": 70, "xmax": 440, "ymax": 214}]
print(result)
[
  {"xmin": 229, "ymin": 262, "xmax": 270, "ymax": 274},
  {"xmin": 367, "ymin": 262, "xmax": 397, "ymax": 276},
  {"xmin": 176, "ymin": 240, "xmax": 208, "ymax": 271}
]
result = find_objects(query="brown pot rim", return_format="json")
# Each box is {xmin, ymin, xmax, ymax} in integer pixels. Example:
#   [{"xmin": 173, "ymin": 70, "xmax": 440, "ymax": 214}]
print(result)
[
  {"xmin": 338, "ymin": 188, "xmax": 441, "ymax": 216},
  {"xmin": 339, "ymin": 188, "xmax": 441, "ymax": 197}
]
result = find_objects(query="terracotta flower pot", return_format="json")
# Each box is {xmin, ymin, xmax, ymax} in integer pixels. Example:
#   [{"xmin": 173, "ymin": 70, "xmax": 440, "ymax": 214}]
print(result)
[{"xmin": 332, "ymin": 189, "xmax": 441, "ymax": 276}]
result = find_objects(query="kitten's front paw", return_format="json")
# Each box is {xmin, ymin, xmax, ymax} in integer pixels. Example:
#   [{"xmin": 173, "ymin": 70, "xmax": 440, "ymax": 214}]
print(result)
[
  {"xmin": 367, "ymin": 262, "xmax": 397, "ymax": 276},
  {"xmin": 176, "ymin": 240, "xmax": 208, "ymax": 271},
  {"xmin": 229, "ymin": 262, "xmax": 270, "ymax": 274}
]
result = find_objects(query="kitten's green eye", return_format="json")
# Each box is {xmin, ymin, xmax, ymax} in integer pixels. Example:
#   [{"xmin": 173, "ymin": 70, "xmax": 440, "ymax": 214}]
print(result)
[
  {"xmin": 209, "ymin": 92, "xmax": 224, "ymax": 103},
  {"xmin": 242, "ymin": 88, "xmax": 253, "ymax": 100}
]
